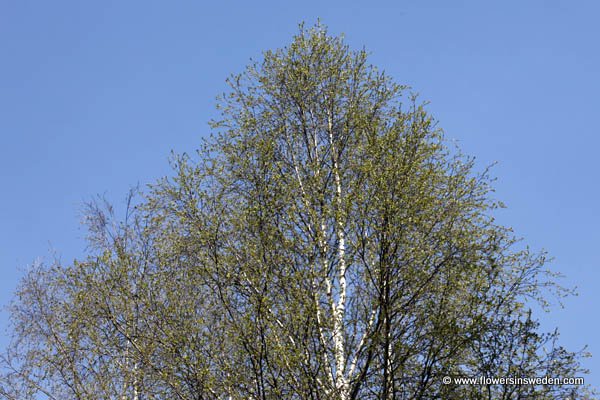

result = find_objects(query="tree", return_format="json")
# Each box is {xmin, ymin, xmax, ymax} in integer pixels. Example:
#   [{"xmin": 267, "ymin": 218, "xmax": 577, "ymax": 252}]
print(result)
[{"xmin": 1, "ymin": 23, "xmax": 594, "ymax": 399}]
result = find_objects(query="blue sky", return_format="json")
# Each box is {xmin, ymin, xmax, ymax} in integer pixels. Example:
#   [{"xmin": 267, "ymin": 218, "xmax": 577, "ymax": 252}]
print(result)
[{"xmin": 1, "ymin": 0, "xmax": 598, "ymax": 390}]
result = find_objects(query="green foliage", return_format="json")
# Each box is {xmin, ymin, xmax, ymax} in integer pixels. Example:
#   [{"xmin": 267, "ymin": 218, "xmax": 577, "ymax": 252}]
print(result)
[{"xmin": 1, "ymin": 23, "xmax": 594, "ymax": 399}]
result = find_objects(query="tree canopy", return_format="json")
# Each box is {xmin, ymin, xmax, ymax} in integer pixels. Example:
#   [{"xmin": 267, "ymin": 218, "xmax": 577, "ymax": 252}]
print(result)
[{"xmin": 0, "ymin": 23, "xmax": 593, "ymax": 400}]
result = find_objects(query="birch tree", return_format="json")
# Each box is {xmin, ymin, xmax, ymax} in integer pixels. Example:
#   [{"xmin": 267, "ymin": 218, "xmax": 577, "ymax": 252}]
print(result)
[{"xmin": 1, "ymin": 23, "xmax": 594, "ymax": 399}]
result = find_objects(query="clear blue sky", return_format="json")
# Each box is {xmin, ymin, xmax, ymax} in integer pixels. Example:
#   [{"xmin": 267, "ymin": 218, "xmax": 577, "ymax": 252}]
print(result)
[{"xmin": 1, "ymin": 0, "xmax": 598, "ymax": 390}]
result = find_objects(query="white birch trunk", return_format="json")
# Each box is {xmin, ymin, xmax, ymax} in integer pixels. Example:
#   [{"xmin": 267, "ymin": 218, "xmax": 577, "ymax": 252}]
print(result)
[{"xmin": 329, "ymin": 112, "xmax": 349, "ymax": 400}]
